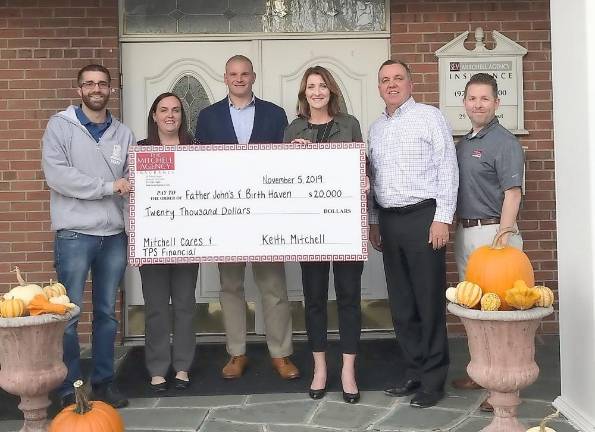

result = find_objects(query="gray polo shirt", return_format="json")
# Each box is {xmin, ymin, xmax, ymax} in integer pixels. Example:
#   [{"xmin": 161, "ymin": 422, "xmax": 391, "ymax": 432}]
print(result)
[{"xmin": 456, "ymin": 117, "xmax": 524, "ymax": 219}]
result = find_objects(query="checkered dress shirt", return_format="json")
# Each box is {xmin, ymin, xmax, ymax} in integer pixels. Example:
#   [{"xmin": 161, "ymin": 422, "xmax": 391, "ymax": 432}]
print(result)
[{"xmin": 367, "ymin": 97, "xmax": 459, "ymax": 224}]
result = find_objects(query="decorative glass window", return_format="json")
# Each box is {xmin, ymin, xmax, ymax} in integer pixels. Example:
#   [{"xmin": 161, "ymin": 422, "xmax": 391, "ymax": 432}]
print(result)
[
  {"xmin": 171, "ymin": 75, "xmax": 211, "ymax": 136},
  {"xmin": 123, "ymin": 0, "xmax": 387, "ymax": 34}
]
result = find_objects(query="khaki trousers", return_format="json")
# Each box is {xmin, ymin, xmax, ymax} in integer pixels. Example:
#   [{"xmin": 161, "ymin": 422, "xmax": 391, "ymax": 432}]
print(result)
[
  {"xmin": 454, "ymin": 223, "xmax": 523, "ymax": 280},
  {"xmin": 218, "ymin": 262, "xmax": 293, "ymax": 358}
]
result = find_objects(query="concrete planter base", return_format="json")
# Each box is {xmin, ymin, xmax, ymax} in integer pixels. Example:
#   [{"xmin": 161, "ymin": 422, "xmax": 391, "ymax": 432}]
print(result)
[
  {"xmin": 0, "ymin": 307, "xmax": 79, "ymax": 432},
  {"xmin": 448, "ymin": 304, "xmax": 553, "ymax": 432}
]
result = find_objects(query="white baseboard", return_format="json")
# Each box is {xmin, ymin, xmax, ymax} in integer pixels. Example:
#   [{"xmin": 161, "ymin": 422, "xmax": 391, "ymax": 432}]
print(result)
[{"xmin": 553, "ymin": 396, "xmax": 595, "ymax": 432}]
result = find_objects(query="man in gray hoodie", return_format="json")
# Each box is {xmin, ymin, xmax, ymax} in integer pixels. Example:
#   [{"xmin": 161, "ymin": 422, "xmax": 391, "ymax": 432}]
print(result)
[{"xmin": 42, "ymin": 64, "xmax": 134, "ymax": 409}]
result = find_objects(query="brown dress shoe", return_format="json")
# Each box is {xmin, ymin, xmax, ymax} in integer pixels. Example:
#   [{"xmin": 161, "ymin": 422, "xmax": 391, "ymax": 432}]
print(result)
[
  {"xmin": 479, "ymin": 398, "xmax": 494, "ymax": 412},
  {"xmin": 451, "ymin": 376, "xmax": 483, "ymax": 390},
  {"xmin": 222, "ymin": 355, "xmax": 248, "ymax": 379},
  {"xmin": 271, "ymin": 357, "xmax": 300, "ymax": 380}
]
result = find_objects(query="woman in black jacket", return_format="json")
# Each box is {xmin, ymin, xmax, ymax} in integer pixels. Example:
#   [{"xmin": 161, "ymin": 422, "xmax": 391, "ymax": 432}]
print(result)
[{"xmin": 284, "ymin": 66, "xmax": 364, "ymax": 404}]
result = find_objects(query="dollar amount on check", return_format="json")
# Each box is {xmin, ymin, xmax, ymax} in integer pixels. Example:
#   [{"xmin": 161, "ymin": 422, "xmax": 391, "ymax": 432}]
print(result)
[{"xmin": 128, "ymin": 143, "xmax": 368, "ymax": 264}]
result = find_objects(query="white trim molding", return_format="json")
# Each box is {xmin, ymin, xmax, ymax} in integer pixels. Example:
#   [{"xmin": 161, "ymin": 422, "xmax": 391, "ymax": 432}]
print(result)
[{"xmin": 553, "ymin": 396, "xmax": 595, "ymax": 432}]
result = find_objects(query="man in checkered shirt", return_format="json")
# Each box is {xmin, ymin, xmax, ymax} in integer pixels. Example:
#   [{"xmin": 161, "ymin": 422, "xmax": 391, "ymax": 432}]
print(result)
[{"xmin": 367, "ymin": 59, "xmax": 458, "ymax": 409}]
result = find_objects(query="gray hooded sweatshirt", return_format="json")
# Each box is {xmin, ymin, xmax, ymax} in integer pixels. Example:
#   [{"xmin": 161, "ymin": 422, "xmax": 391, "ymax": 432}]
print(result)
[{"xmin": 42, "ymin": 105, "xmax": 135, "ymax": 236}]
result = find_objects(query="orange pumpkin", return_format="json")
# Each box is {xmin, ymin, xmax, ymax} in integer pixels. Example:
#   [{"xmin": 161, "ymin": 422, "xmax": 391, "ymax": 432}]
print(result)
[
  {"xmin": 49, "ymin": 380, "xmax": 124, "ymax": 432},
  {"xmin": 465, "ymin": 228, "xmax": 534, "ymax": 310}
]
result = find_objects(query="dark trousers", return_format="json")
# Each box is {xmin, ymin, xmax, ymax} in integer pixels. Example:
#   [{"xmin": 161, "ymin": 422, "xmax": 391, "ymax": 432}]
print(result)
[
  {"xmin": 379, "ymin": 204, "xmax": 449, "ymax": 392},
  {"xmin": 300, "ymin": 261, "xmax": 363, "ymax": 354},
  {"xmin": 139, "ymin": 263, "xmax": 199, "ymax": 377}
]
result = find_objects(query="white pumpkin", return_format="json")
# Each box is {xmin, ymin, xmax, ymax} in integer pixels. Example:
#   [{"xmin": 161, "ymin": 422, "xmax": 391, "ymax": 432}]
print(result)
[
  {"xmin": 445, "ymin": 287, "xmax": 458, "ymax": 303},
  {"xmin": 527, "ymin": 410, "xmax": 559, "ymax": 431},
  {"xmin": 49, "ymin": 295, "xmax": 76, "ymax": 309},
  {"xmin": 4, "ymin": 284, "xmax": 44, "ymax": 307},
  {"xmin": 3, "ymin": 266, "xmax": 46, "ymax": 307}
]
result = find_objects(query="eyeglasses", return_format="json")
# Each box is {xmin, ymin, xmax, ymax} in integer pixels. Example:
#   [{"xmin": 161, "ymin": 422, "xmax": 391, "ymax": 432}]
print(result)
[{"xmin": 79, "ymin": 81, "xmax": 110, "ymax": 90}]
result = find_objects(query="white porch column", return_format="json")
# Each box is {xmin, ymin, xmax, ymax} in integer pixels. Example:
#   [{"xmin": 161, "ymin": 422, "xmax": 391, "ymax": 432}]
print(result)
[{"xmin": 551, "ymin": 0, "xmax": 595, "ymax": 430}]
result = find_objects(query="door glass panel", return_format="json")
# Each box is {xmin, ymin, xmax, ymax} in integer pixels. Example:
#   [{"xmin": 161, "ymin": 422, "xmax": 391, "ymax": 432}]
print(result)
[
  {"xmin": 171, "ymin": 74, "xmax": 211, "ymax": 136},
  {"xmin": 123, "ymin": 0, "xmax": 386, "ymax": 34}
]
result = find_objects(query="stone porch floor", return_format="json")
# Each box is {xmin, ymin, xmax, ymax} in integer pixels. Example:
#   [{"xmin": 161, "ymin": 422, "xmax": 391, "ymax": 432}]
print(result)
[{"xmin": 0, "ymin": 336, "xmax": 580, "ymax": 431}]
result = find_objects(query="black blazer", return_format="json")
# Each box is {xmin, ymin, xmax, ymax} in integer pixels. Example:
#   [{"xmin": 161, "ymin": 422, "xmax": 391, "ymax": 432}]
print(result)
[{"xmin": 195, "ymin": 97, "xmax": 288, "ymax": 144}]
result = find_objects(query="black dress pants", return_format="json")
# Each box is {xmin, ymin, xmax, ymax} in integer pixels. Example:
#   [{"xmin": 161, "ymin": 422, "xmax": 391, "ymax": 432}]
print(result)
[
  {"xmin": 300, "ymin": 261, "xmax": 363, "ymax": 354},
  {"xmin": 378, "ymin": 204, "xmax": 449, "ymax": 392}
]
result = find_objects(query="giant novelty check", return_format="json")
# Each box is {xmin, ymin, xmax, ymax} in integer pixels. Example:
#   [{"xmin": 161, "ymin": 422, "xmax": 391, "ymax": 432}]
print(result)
[{"xmin": 128, "ymin": 143, "xmax": 368, "ymax": 264}]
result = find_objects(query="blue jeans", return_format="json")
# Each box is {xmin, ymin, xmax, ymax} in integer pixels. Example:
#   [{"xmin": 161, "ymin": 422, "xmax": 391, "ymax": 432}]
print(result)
[{"xmin": 54, "ymin": 230, "xmax": 127, "ymax": 397}]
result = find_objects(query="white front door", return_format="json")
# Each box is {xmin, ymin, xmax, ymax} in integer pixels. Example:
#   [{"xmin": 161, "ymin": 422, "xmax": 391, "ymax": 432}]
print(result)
[{"xmin": 121, "ymin": 38, "xmax": 389, "ymax": 335}]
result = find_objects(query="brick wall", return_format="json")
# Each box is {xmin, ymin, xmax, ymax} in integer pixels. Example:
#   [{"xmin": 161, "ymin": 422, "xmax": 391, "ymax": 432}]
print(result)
[
  {"xmin": 0, "ymin": 0, "xmax": 557, "ymax": 339},
  {"xmin": 389, "ymin": 0, "xmax": 557, "ymax": 333},
  {"xmin": 0, "ymin": 0, "xmax": 120, "ymax": 343}
]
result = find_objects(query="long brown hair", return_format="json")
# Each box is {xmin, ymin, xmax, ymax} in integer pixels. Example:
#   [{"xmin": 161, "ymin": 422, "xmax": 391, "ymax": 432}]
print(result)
[
  {"xmin": 146, "ymin": 92, "xmax": 192, "ymax": 145},
  {"xmin": 296, "ymin": 66, "xmax": 343, "ymax": 119}
]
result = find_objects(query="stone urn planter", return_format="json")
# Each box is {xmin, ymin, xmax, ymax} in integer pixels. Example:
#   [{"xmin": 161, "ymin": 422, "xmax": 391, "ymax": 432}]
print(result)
[
  {"xmin": 0, "ymin": 306, "xmax": 80, "ymax": 432},
  {"xmin": 447, "ymin": 303, "xmax": 553, "ymax": 432}
]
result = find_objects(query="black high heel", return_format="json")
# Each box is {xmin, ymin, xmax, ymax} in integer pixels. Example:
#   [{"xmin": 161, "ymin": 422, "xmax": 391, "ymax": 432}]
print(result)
[
  {"xmin": 308, "ymin": 387, "xmax": 326, "ymax": 399},
  {"xmin": 342, "ymin": 390, "xmax": 360, "ymax": 404}
]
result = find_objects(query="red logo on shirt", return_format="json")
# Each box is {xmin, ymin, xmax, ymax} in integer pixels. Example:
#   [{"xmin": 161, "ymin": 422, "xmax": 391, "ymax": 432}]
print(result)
[
  {"xmin": 471, "ymin": 149, "xmax": 482, "ymax": 158},
  {"xmin": 136, "ymin": 152, "xmax": 175, "ymax": 171}
]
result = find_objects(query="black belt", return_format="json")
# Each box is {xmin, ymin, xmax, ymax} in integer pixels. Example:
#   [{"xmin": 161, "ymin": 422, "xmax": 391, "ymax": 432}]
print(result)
[
  {"xmin": 459, "ymin": 218, "xmax": 500, "ymax": 228},
  {"xmin": 379, "ymin": 199, "xmax": 436, "ymax": 215}
]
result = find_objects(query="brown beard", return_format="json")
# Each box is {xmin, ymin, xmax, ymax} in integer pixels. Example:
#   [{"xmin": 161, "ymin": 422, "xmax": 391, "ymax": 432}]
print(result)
[{"xmin": 81, "ymin": 91, "xmax": 109, "ymax": 112}]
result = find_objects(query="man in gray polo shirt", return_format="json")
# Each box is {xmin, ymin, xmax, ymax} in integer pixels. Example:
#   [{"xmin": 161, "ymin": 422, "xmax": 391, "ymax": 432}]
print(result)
[{"xmin": 451, "ymin": 73, "xmax": 524, "ymax": 410}]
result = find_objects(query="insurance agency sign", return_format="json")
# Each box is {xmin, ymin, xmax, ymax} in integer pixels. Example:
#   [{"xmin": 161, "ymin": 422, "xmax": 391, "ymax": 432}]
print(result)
[{"xmin": 436, "ymin": 28, "xmax": 528, "ymax": 136}]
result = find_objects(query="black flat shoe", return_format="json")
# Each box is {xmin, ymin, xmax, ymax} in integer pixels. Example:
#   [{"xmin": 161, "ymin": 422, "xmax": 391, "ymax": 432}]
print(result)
[
  {"xmin": 384, "ymin": 379, "xmax": 421, "ymax": 397},
  {"xmin": 174, "ymin": 377, "xmax": 190, "ymax": 390},
  {"xmin": 92, "ymin": 382, "xmax": 129, "ymax": 408},
  {"xmin": 343, "ymin": 391, "xmax": 360, "ymax": 404},
  {"xmin": 149, "ymin": 381, "xmax": 168, "ymax": 393},
  {"xmin": 410, "ymin": 390, "xmax": 445, "ymax": 408},
  {"xmin": 308, "ymin": 387, "xmax": 326, "ymax": 399}
]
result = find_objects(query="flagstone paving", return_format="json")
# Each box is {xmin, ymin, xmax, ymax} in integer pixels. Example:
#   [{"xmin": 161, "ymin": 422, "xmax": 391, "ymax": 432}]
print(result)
[{"xmin": 0, "ymin": 336, "xmax": 581, "ymax": 431}]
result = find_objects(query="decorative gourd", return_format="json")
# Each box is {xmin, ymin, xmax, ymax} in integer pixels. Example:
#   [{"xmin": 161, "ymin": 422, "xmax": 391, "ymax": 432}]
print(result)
[
  {"xmin": 534, "ymin": 285, "xmax": 555, "ymax": 308},
  {"xmin": 49, "ymin": 380, "xmax": 124, "ymax": 432},
  {"xmin": 526, "ymin": 410, "xmax": 559, "ymax": 432},
  {"xmin": 445, "ymin": 287, "xmax": 458, "ymax": 303},
  {"xmin": 27, "ymin": 294, "xmax": 68, "ymax": 316},
  {"xmin": 49, "ymin": 295, "xmax": 76, "ymax": 310},
  {"xmin": 0, "ymin": 298, "xmax": 26, "ymax": 318},
  {"xmin": 480, "ymin": 293, "xmax": 501, "ymax": 311},
  {"xmin": 465, "ymin": 228, "xmax": 534, "ymax": 310},
  {"xmin": 505, "ymin": 280, "xmax": 541, "ymax": 310},
  {"xmin": 455, "ymin": 281, "xmax": 482, "ymax": 308},
  {"xmin": 4, "ymin": 266, "xmax": 45, "ymax": 306},
  {"xmin": 43, "ymin": 279, "xmax": 67, "ymax": 298}
]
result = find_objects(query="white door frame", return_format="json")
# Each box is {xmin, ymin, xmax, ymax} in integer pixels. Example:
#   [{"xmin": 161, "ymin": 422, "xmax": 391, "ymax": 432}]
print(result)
[{"xmin": 119, "ymin": 13, "xmax": 391, "ymax": 340}]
